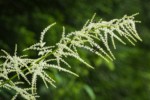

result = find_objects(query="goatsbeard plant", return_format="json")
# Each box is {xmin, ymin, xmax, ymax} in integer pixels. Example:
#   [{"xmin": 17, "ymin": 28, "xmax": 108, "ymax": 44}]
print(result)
[{"xmin": 0, "ymin": 13, "xmax": 142, "ymax": 100}]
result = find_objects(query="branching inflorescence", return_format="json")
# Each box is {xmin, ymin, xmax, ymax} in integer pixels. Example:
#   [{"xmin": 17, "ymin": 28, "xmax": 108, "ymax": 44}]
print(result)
[{"xmin": 0, "ymin": 13, "xmax": 142, "ymax": 100}]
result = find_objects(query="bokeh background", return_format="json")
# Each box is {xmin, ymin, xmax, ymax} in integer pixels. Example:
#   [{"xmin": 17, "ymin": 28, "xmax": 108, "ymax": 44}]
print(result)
[{"xmin": 0, "ymin": 0, "xmax": 150, "ymax": 100}]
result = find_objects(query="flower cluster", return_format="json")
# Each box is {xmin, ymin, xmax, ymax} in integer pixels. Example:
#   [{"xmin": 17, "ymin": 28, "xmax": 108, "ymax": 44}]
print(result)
[{"xmin": 0, "ymin": 13, "xmax": 142, "ymax": 100}]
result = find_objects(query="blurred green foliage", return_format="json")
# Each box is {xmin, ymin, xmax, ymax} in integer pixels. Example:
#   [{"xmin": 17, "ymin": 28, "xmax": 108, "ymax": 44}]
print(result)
[{"xmin": 0, "ymin": 0, "xmax": 150, "ymax": 100}]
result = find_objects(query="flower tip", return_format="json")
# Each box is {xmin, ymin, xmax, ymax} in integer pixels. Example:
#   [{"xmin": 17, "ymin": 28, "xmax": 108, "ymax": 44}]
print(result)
[
  {"xmin": 91, "ymin": 66, "xmax": 95, "ymax": 69},
  {"xmin": 76, "ymin": 75, "xmax": 79, "ymax": 77}
]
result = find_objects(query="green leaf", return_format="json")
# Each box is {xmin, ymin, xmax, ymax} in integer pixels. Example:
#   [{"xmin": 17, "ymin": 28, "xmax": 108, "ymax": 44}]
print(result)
[{"xmin": 83, "ymin": 85, "xmax": 96, "ymax": 100}]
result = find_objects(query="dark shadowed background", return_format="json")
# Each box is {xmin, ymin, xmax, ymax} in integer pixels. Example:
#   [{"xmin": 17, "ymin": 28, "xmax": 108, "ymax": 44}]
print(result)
[{"xmin": 0, "ymin": 0, "xmax": 150, "ymax": 100}]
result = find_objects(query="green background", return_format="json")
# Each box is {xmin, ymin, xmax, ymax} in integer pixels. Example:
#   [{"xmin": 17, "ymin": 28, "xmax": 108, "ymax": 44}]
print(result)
[{"xmin": 0, "ymin": 0, "xmax": 150, "ymax": 100}]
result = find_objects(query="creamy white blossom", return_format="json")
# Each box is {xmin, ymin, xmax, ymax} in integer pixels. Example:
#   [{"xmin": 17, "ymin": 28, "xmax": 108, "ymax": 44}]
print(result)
[{"xmin": 0, "ymin": 14, "xmax": 142, "ymax": 100}]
